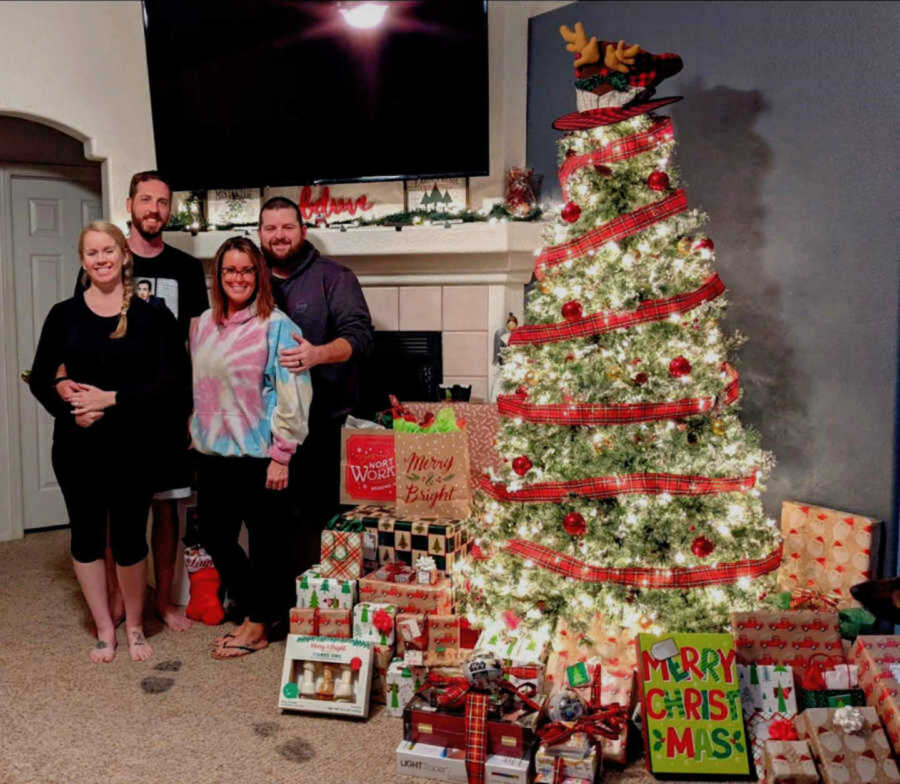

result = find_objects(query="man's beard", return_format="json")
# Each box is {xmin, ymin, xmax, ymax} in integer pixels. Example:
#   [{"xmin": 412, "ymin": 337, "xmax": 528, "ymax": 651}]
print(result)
[
  {"xmin": 262, "ymin": 241, "xmax": 304, "ymax": 268},
  {"xmin": 132, "ymin": 214, "xmax": 164, "ymax": 241}
]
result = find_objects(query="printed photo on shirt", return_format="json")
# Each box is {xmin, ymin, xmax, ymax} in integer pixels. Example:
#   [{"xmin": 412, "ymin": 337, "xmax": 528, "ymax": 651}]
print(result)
[{"xmin": 135, "ymin": 276, "xmax": 179, "ymax": 319}]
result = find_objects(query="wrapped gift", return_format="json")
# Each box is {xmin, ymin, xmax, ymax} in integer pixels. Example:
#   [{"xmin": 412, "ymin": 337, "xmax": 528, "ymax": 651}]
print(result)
[
  {"xmin": 797, "ymin": 706, "xmax": 900, "ymax": 784},
  {"xmin": 341, "ymin": 505, "xmax": 469, "ymax": 573},
  {"xmin": 319, "ymin": 517, "xmax": 365, "ymax": 579},
  {"xmin": 295, "ymin": 569, "xmax": 356, "ymax": 609},
  {"xmin": 764, "ymin": 739, "xmax": 818, "ymax": 784},
  {"xmin": 747, "ymin": 712, "xmax": 799, "ymax": 783},
  {"xmin": 386, "ymin": 660, "xmax": 427, "ymax": 718},
  {"xmin": 404, "ymin": 401, "xmax": 502, "ymax": 486},
  {"xmin": 544, "ymin": 614, "xmax": 636, "ymax": 695},
  {"xmin": 823, "ymin": 663, "xmax": 859, "ymax": 689},
  {"xmin": 849, "ymin": 635, "xmax": 900, "ymax": 754},
  {"xmin": 370, "ymin": 643, "xmax": 395, "ymax": 705},
  {"xmin": 731, "ymin": 610, "xmax": 843, "ymax": 669},
  {"xmin": 425, "ymin": 615, "xmax": 462, "ymax": 667},
  {"xmin": 396, "ymin": 612, "xmax": 428, "ymax": 662},
  {"xmin": 289, "ymin": 607, "xmax": 351, "ymax": 638},
  {"xmin": 504, "ymin": 664, "xmax": 545, "ymax": 700},
  {"xmin": 476, "ymin": 620, "xmax": 552, "ymax": 668},
  {"xmin": 778, "ymin": 501, "xmax": 881, "ymax": 608},
  {"xmin": 535, "ymin": 742, "xmax": 598, "ymax": 782},
  {"xmin": 353, "ymin": 602, "xmax": 397, "ymax": 646},
  {"xmin": 279, "ymin": 636, "xmax": 374, "ymax": 718},
  {"xmin": 738, "ymin": 664, "xmax": 798, "ymax": 717},
  {"xmin": 359, "ymin": 569, "xmax": 453, "ymax": 615}
]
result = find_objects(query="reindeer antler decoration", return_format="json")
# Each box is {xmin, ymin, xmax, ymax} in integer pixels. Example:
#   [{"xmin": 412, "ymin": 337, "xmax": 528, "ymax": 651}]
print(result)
[{"xmin": 560, "ymin": 23, "xmax": 641, "ymax": 75}]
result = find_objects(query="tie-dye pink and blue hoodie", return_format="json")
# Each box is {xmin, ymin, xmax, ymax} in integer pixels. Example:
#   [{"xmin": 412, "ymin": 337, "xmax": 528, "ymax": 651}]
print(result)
[{"xmin": 189, "ymin": 305, "xmax": 312, "ymax": 463}]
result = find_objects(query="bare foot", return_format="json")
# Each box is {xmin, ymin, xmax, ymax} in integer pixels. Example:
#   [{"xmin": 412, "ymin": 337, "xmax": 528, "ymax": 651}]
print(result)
[
  {"xmin": 127, "ymin": 627, "xmax": 153, "ymax": 662},
  {"xmin": 157, "ymin": 603, "xmax": 192, "ymax": 632},
  {"xmin": 90, "ymin": 627, "xmax": 117, "ymax": 664}
]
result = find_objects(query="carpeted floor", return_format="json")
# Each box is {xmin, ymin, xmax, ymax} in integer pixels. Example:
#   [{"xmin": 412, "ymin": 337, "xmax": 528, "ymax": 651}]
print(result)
[{"xmin": 0, "ymin": 528, "xmax": 656, "ymax": 784}]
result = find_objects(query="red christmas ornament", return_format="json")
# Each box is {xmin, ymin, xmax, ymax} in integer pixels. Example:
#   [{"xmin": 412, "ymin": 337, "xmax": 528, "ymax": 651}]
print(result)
[
  {"xmin": 633, "ymin": 372, "xmax": 649, "ymax": 386},
  {"xmin": 647, "ymin": 171, "xmax": 670, "ymax": 191},
  {"xmin": 694, "ymin": 236, "xmax": 715, "ymax": 251},
  {"xmin": 515, "ymin": 386, "xmax": 528, "ymax": 398},
  {"xmin": 669, "ymin": 356, "xmax": 692, "ymax": 377},
  {"xmin": 691, "ymin": 536, "xmax": 715, "ymax": 558},
  {"xmin": 561, "ymin": 201, "xmax": 581, "ymax": 223},
  {"xmin": 503, "ymin": 610, "xmax": 521, "ymax": 630},
  {"xmin": 561, "ymin": 300, "xmax": 583, "ymax": 322},
  {"xmin": 562, "ymin": 512, "xmax": 587, "ymax": 536},
  {"xmin": 512, "ymin": 455, "xmax": 532, "ymax": 476}
]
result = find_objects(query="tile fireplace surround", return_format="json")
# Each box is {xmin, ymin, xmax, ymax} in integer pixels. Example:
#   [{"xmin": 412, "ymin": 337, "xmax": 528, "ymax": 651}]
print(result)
[{"xmin": 166, "ymin": 222, "xmax": 546, "ymax": 401}]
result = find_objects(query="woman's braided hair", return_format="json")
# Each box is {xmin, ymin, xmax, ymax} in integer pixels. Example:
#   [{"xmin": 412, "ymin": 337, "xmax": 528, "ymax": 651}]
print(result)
[{"xmin": 78, "ymin": 221, "xmax": 134, "ymax": 339}]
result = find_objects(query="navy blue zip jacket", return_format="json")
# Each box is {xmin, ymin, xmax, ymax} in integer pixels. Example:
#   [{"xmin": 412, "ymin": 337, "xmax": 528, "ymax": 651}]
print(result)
[{"xmin": 270, "ymin": 240, "xmax": 373, "ymax": 429}]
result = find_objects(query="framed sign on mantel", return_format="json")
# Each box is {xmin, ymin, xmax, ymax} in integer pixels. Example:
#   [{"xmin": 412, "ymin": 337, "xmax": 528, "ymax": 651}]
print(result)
[
  {"xmin": 206, "ymin": 187, "xmax": 261, "ymax": 227},
  {"xmin": 404, "ymin": 177, "xmax": 469, "ymax": 213}
]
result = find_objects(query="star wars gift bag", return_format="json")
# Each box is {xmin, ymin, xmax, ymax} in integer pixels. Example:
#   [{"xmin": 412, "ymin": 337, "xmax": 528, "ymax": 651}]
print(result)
[{"xmin": 394, "ymin": 429, "xmax": 471, "ymax": 519}]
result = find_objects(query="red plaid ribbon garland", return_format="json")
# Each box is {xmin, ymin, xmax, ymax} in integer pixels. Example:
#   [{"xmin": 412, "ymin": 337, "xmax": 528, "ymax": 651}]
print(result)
[
  {"xmin": 319, "ymin": 529, "xmax": 363, "ymax": 579},
  {"xmin": 465, "ymin": 692, "xmax": 489, "ymax": 784},
  {"xmin": 559, "ymin": 117, "xmax": 674, "ymax": 200},
  {"xmin": 509, "ymin": 273, "xmax": 724, "ymax": 346},
  {"xmin": 498, "ymin": 364, "xmax": 739, "ymax": 426},
  {"xmin": 536, "ymin": 190, "xmax": 688, "ymax": 271},
  {"xmin": 479, "ymin": 468, "xmax": 756, "ymax": 503},
  {"xmin": 504, "ymin": 538, "xmax": 783, "ymax": 588}
]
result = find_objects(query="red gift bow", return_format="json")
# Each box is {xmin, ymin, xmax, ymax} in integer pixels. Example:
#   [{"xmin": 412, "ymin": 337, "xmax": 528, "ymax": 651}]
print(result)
[
  {"xmin": 372, "ymin": 608, "xmax": 393, "ymax": 634},
  {"xmin": 768, "ymin": 718, "xmax": 799, "ymax": 741},
  {"xmin": 418, "ymin": 671, "xmax": 542, "ymax": 784}
]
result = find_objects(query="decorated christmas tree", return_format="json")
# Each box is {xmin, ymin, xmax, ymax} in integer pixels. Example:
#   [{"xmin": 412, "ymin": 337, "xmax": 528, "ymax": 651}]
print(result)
[{"xmin": 459, "ymin": 26, "xmax": 778, "ymax": 640}]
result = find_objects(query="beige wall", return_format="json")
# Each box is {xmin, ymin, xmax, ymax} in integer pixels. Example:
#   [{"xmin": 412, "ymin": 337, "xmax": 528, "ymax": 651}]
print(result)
[{"xmin": 0, "ymin": 1, "xmax": 155, "ymax": 226}]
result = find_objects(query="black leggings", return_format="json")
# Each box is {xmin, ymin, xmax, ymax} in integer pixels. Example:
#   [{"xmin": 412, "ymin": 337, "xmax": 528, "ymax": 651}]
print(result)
[
  {"xmin": 52, "ymin": 436, "xmax": 152, "ymax": 566},
  {"xmin": 195, "ymin": 453, "xmax": 294, "ymax": 626}
]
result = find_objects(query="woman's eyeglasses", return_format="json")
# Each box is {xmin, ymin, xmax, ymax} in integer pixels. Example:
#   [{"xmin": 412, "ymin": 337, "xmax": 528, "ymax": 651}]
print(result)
[{"xmin": 222, "ymin": 267, "xmax": 257, "ymax": 279}]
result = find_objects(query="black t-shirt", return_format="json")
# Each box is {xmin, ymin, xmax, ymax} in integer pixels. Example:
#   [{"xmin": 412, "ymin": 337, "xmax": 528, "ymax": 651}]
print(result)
[
  {"xmin": 76, "ymin": 244, "xmax": 208, "ymax": 340},
  {"xmin": 29, "ymin": 295, "xmax": 188, "ymax": 452}
]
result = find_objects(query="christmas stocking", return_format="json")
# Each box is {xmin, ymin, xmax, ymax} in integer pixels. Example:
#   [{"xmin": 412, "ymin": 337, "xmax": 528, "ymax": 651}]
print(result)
[{"xmin": 184, "ymin": 547, "xmax": 225, "ymax": 625}]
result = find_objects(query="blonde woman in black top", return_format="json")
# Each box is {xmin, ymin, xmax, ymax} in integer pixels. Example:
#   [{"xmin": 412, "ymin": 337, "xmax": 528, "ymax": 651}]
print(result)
[{"xmin": 29, "ymin": 221, "xmax": 183, "ymax": 663}]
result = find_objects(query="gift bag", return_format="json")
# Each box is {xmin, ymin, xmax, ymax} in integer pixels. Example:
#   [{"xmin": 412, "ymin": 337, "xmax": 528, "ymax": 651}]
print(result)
[
  {"xmin": 319, "ymin": 516, "xmax": 364, "ymax": 579},
  {"xmin": 394, "ymin": 429, "xmax": 471, "ymax": 519},
  {"xmin": 339, "ymin": 428, "xmax": 396, "ymax": 506}
]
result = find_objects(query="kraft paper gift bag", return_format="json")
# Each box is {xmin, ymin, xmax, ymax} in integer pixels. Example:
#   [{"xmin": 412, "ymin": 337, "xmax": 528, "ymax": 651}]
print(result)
[{"xmin": 394, "ymin": 430, "xmax": 471, "ymax": 519}]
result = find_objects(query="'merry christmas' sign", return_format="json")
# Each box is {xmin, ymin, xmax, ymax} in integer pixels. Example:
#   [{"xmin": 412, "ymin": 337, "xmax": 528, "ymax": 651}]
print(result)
[{"xmin": 637, "ymin": 632, "xmax": 751, "ymax": 777}]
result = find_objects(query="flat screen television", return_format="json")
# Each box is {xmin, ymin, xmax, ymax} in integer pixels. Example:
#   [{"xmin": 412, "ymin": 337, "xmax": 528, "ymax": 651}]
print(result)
[{"xmin": 142, "ymin": 0, "xmax": 489, "ymax": 191}]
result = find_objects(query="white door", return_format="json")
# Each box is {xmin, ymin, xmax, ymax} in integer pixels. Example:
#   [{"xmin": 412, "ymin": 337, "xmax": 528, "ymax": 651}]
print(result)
[{"xmin": 11, "ymin": 174, "xmax": 101, "ymax": 530}]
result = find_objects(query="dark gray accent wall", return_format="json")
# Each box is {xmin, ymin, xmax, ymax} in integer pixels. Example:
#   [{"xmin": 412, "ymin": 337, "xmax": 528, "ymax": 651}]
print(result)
[{"xmin": 528, "ymin": 1, "xmax": 900, "ymax": 575}]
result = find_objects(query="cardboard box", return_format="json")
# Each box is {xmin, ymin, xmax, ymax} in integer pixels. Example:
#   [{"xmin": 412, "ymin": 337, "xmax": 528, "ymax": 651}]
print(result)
[
  {"xmin": 778, "ymin": 500, "xmax": 881, "ymax": 608},
  {"xmin": 288, "ymin": 607, "xmax": 351, "ymax": 638},
  {"xmin": 395, "ymin": 740, "xmax": 530, "ymax": 784},
  {"xmin": 731, "ymin": 610, "xmax": 843, "ymax": 669},
  {"xmin": 342, "ymin": 505, "xmax": 469, "ymax": 573},
  {"xmin": 850, "ymin": 635, "xmax": 900, "ymax": 754},
  {"xmin": 796, "ymin": 706, "xmax": 900, "ymax": 784},
  {"xmin": 295, "ymin": 569, "xmax": 356, "ymax": 609},
  {"xmin": 278, "ymin": 636, "xmax": 373, "ymax": 717}
]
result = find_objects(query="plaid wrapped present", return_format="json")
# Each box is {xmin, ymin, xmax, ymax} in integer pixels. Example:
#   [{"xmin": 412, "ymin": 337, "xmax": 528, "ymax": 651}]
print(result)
[
  {"xmin": 288, "ymin": 607, "xmax": 351, "ymax": 638},
  {"xmin": 319, "ymin": 516, "xmax": 364, "ymax": 579},
  {"xmin": 341, "ymin": 505, "xmax": 469, "ymax": 574}
]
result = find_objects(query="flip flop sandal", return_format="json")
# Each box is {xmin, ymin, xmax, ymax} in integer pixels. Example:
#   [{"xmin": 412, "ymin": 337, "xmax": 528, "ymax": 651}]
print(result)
[{"xmin": 212, "ymin": 642, "xmax": 265, "ymax": 660}]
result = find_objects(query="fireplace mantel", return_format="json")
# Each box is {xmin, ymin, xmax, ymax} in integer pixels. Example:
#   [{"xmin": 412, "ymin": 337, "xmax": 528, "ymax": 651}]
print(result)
[
  {"xmin": 165, "ymin": 221, "xmax": 549, "ymax": 402},
  {"xmin": 164, "ymin": 221, "xmax": 547, "ymax": 284}
]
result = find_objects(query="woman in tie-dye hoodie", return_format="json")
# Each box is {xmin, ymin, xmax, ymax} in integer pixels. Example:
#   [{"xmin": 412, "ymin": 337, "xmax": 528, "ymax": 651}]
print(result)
[{"xmin": 189, "ymin": 236, "xmax": 312, "ymax": 659}]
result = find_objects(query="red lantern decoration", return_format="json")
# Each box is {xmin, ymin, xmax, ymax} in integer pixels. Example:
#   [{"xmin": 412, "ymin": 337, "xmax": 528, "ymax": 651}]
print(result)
[
  {"xmin": 691, "ymin": 536, "xmax": 715, "ymax": 558},
  {"xmin": 668, "ymin": 356, "xmax": 692, "ymax": 377},
  {"xmin": 561, "ymin": 300, "xmax": 583, "ymax": 322},
  {"xmin": 561, "ymin": 201, "xmax": 581, "ymax": 223},
  {"xmin": 512, "ymin": 456, "xmax": 532, "ymax": 476},
  {"xmin": 563, "ymin": 512, "xmax": 587, "ymax": 536},
  {"xmin": 647, "ymin": 171, "xmax": 670, "ymax": 191}
]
